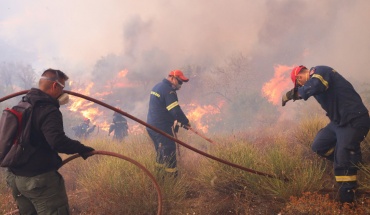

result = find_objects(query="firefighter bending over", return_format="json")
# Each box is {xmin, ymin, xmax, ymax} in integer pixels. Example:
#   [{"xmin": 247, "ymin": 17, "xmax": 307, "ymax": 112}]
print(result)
[
  {"xmin": 72, "ymin": 118, "xmax": 96, "ymax": 139},
  {"xmin": 282, "ymin": 65, "xmax": 370, "ymax": 203},
  {"xmin": 109, "ymin": 111, "xmax": 128, "ymax": 141},
  {"xmin": 146, "ymin": 70, "xmax": 191, "ymax": 178}
]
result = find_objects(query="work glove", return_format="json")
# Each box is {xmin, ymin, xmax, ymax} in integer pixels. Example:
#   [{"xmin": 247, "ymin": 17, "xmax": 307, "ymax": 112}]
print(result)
[
  {"xmin": 174, "ymin": 124, "xmax": 180, "ymax": 133},
  {"xmin": 282, "ymin": 88, "xmax": 300, "ymax": 106},
  {"xmin": 181, "ymin": 122, "xmax": 191, "ymax": 130},
  {"xmin": 79, "ymin": 146, "xmax": 95, "ymax": 160}
]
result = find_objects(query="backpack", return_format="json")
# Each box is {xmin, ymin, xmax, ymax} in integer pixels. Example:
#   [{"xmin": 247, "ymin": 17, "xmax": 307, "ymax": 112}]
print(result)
[{"xmin": 0, "ymin": 97, "xmax": 35, "ymax": 168}]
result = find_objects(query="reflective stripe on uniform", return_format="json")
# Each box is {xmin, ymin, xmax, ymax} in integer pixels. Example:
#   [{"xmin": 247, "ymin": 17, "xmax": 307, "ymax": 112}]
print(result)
[
  {"xmin": 324, "ymin": 147, "xmax": 335, "ymax": 157},
  {"xmin": 335, "ymin": 175, "xmax": 357, "ymax": 182},
  {"xmin": 151, "ymin": 91, "xmax": 160, "ymax": 98},
  {"xmin": 165, "ymin": 167, "xmax": 178, "ymax": 173},
  {"xmin": 155, "ymin": 162, "xmax": 165, "ymax": 168},
  {"xmin": 312, "ymin": 74, "xmax": 329, "ymax": 89},
  {"xmin": 166, "ymin": 101, "xmax": 179, "ymax": 111}
]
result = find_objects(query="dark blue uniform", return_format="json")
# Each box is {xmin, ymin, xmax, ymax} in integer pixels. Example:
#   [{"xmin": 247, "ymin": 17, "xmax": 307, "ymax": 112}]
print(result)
[
  {"xmin": 109, "ymin": 112, "xmax": 128, "ymax": 141},
  {"xmin": 297, "ymin": 65, "xmax": 370, "ymax": 202},
  {"xmin": 146, "ymin": 79, "xmax": 189, "ymax": 174}
]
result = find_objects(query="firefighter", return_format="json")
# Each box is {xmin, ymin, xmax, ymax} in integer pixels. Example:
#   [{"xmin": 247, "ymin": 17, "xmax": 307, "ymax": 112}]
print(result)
[
  {"xmin": 282, "ymin": 65, "xmax": 370, "ymax": 203},
  {"xmin": 72, "ymin": 118, "xmax": 95, "ymax": 139},
  {"xmin": 146, "ymin": 70, "xmax": 191, "ymax": 178},
  {"xmin": 109, "ymin": 111, "xmax": 129, "ymax": 141}
]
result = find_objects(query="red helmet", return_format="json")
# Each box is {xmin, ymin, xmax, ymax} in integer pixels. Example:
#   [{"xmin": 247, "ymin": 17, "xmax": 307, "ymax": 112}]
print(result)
[
  {"xmin": 290, "ymin": 65, "xmax": 307, "ymax": 86},
  {"xmin": 169, "ymin": 70, "xmax": 189, "ymax": 82}
]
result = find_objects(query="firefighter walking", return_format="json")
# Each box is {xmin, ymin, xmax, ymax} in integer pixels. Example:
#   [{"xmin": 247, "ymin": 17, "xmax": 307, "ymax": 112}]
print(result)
[
  {"xmin": 109, "ymin": 111, "xmax": 129, "ymax": 141},
  {"xmin": 282, "ymin": 65, "xmax": 370, "ymax": 203},
  {"xmin": 146, "ymin": 70, "xmax": 191, "ymax": 178}
]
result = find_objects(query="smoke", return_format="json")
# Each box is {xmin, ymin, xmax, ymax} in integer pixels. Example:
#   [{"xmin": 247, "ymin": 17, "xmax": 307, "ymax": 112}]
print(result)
[{"xmin": 1, "ymin": 0, "xmax": 370, "ymax": 132}]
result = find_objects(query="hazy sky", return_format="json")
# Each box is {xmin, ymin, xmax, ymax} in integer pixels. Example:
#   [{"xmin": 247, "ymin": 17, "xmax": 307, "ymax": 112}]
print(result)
[
  {"xmin": 2, "ymin": 0, "xmax": 369, "ymax": 82},
  {"xmin": 1, "ymin": 0, "xmax": 370, "ymax": 133}
]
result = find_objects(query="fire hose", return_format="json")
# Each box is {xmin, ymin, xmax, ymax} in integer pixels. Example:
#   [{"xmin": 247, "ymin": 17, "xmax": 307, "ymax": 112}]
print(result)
[
  {"xmin": 61, "ymin": 150, "xmax": 162, "ymax": 215},
  {"xmin": 0, "ymin": 90, "xmax": 289, "ymax": 181},
  {"xmin": 4, "ymin": 151, "xmax": 162, "ymax": 215},
  {"xmin": 188, "ymin": 127, "xmax": 218, "ymax": 144},
  {"xmin": 176, "ymin": 122, "xmax": 218, "ymax": 145}
]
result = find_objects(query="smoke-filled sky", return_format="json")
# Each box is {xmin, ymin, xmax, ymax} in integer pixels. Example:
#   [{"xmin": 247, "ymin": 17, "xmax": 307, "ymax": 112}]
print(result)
[
  {"xmin": 2, "ymin": 0, "xmax": 370, "ymax": 80},
  {"xmin": 1, "ymin": 0, "xmax": 370, "ymax": 133}
]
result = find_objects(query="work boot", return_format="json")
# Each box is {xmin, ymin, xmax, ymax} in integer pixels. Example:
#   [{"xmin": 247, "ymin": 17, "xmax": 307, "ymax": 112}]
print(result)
[
  {"xmin": 164, "ymin": 171, "xmax": 178, "ymax": 180},
  {"xmin": 339, "ymin": 182, "xmax": 357, "ymax": 203}
]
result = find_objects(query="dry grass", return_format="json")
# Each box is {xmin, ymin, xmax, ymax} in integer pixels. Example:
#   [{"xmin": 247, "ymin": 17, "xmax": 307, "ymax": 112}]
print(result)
[{"xmin": 1, "ymin": 117, "xmax": 370, "ymax": 214}]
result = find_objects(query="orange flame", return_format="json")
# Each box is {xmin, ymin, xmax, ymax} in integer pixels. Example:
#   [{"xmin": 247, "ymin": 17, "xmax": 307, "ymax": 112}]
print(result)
[
  {"xmin": 98, "ymin": 121, "xmax": 111, "ymax": 132},
  {"xmin": 68, "ymin": 82, "xmax": 103, "ymax": 123},
  {"xmin": 67, "ymin": 69, "xmax": 136, "ymax": 134},
  {"xmin": 118, "ymin": 69, "xmax": 128, "ymax": 78},
  {"xmin": 185, "ymin": 102, "xmax": 223, "ymax": 133},
  {"xmin": 128, "ymin": 124, "xmax": 145, "ymax": 135},
  {"xmin": 104, "ymin": 69, "xmax": 140, "ymax": 88},
  {"xmin": 262, "ymin": 65, "xmax": 294, "ymax": 105}
]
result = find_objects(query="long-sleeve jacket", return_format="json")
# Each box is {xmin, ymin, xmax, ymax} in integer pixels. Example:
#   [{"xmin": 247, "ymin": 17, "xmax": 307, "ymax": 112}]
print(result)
[
  {"xmin": 109, "ymin": 113, "xmax": 128, "ymax": 137},
  {"xmin": 147, "ymin": 79, "xmax": 189, "ymax": 128},
  {"xmin": 10, "ymin": 88, "xmax": 93, "ymax": 177},
  {"xmin": 297, "ymin": 65, "xmax": 368, "ymax": 126}
]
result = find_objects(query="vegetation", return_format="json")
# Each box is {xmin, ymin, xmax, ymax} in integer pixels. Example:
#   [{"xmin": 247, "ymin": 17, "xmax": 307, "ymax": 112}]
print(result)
[{"xmin": 2, "ymin": 115, "xmax": 370, "ymax": 214}]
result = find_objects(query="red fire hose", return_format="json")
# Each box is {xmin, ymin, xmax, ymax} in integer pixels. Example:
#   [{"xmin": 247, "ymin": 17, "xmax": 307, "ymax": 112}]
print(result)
[
  {"xmin": 4, "ymin": 151, "xmax": 162, "ymax": 215},
  {"xmin": 61, "ymin": 150, "xmax": 162, "ymax": 215},
  {"xmin": 0, "ymin": 90, "xmax": 289, "ymax": 182},
  {"xmin": 188, "ymin": 126, "xmax": 218, "ymax": 145}
]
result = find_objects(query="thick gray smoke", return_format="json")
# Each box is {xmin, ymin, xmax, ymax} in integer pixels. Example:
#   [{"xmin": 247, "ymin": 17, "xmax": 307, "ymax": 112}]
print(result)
[{"xmin": 1, "ymin": 0, "xmax": 370, "ymax": 134}]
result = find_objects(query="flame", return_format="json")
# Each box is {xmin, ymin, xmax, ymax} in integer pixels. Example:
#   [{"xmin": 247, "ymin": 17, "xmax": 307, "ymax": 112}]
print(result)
[
  {"xmin": 185, "ymin": 102, "xmax": 223, "ymax": 133},
  {"xmin": 66, "ymin": 68, "xmax": 224, "ymax": 136},
  {"xmin": 104, "ymin": 69, "xmax": 140, "ymax": 89},
  {"xmin": 67, "ymin": 82, "xmax": 104, "ymax": 123},
  {"xmin": 118, "ymin": 69, "xmax": 128, "ymax": 78},
  {"xmin": 128, "ymin": 124, "xmax": 145, "ymax": 135},
  {"xmin": 98, "ymin": 121, "xmax": 110, "ymax": 132},
  {"xmin": 261, "ymin": 64, "xmax": 295, "ymax": 105},
  {"xmin": 66, "ymin": 69, "xmax": 136, "ymax": 134}
]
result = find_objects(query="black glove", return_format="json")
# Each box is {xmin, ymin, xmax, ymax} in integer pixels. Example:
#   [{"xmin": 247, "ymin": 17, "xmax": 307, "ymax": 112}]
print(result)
[
  {"xmin": 79, "ymin": 146, "xmax": 95, "ymax": 160},
  {"xmin": 181, "ymin": 122, "xmax": 191, "ymax": 130},
  {"xmin": 282, "ymin": 88, "xmax": 300, "ymax": 106},
  {"xmin": 174, "ymin": 124, "xmax": 180, "ymax": 133}
]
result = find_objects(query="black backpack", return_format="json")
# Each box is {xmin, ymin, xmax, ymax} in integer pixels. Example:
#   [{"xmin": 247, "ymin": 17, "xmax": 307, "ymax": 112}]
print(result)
[{"xmin": 0, "ymin": 97, "xmax": 35, "ymax": 168}]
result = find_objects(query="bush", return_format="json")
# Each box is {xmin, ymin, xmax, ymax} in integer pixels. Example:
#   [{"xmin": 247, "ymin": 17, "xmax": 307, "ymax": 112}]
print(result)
[{"xmin": 281, "ymin": 192, "xmax": 370, "ymax": 215}]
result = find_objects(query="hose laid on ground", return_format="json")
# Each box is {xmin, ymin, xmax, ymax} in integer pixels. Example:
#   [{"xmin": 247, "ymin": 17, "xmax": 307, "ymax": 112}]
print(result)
[
  {"xmin": 61, "ymin": 150, "xmax": 162, "ymax": 215},
  {"xmin": 0, "ymin": 90, "xmax": 288, "ymax": 182}
]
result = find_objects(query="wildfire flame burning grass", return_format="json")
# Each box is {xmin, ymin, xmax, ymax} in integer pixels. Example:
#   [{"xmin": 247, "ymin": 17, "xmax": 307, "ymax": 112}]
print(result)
[
  {"xmin": 2, "ymin": 117, "xmax": 370, "ymax": 214},
  {"xmin": 184, "ymin": 102, "xmax": 223, "ymax": 133},
  {"xmin": 262, "ymin": 64, "xmax": 294, "ymax": 105},
  {"xmin": 63, "ymin": 68, "xmax": 226, "ymax": 135},
  {"xmin": 67, "ymin": 82, "xmax": 105, "ymax": 128},
  {"xmin": 186, "ymin": 104, "xmax": 220, "ymax": 133}
]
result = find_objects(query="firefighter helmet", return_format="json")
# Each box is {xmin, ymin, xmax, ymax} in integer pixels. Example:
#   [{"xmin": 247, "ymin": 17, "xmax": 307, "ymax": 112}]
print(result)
[
  {"xmin": 291, "ymin": 65, "xmax": 307, "ymax": 86},
  {"xmin": 169, "ymin": 70, "xmax": 189, "ymax": 82}
]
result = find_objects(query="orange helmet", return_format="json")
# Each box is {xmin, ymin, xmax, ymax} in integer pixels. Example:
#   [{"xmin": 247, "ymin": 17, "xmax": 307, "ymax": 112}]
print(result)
[{"xmin": 290, "ymin": 65, "xmax": 307, "ymax": 86}]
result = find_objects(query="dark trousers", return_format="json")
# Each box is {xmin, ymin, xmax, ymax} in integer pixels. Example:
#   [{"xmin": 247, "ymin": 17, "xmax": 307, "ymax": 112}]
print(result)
[
  {"xmin": 311, "ymin": 115, "xmax": 370, "ymax": 202},
  {"xmin": 6, "ymin": 170, "xmax": 70, "ymax": 215},
  {"xmin": 147, "ymin": 126, "xmax": 177, "ymax": 173}
]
